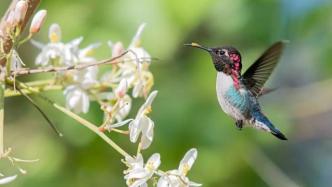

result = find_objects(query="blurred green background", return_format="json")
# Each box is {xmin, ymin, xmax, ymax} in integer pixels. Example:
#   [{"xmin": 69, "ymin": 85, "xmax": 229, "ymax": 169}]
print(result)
[{"xmin": 1, "ymin": 0, "xmax": 332, "ymax": 186}]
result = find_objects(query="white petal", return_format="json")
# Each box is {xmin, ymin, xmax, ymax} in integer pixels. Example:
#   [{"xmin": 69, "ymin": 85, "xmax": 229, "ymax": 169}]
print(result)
[
  {"xmin": 125, "ymin": 153, "xmax": 144, "ymax": 170},
  {"xmin": 111, "ymin": 42, "xmax": 125, "ymax": 58},
  {"xmin": 157, "ymin": 174, "xmax": 180, "ymax": 187},
  {"xmin": 189, "ymin": 181, "xmax": 202, "ymax": 187},
  {"xmin": 139, "ymin": 183, "xmax": 148, "ymax": 187},
  {"xmin": 157, "ymin": 176, "xmax": 169, "ymax": 187},
  {"xmin": 178, "ymin": 148, "xmax": 198, "ymax": 175},
  {"xmin": 140, "ymin": 116, "xmax": 154, "ymax": 150},
  {"xmin": 129, "ymin": 119, "xmax": 141, "ymax": 143},
  {"xmin": 106, "ymin": 119, "xmax": 132, "ymax": 129},
  {"xmin": 132, "ymin": 81, "xmax": 143, "ymax": 98},
  {"xmin": 74, "ymin": 66, "xmax": 99, "ymax": 88},
  {"xmin": 129, "ymin": 23, "xmax": 146, "ymax": 48},
  {"xmin": 127, "ymin": 47, "xmax": 151, "ymax": 65},
  {"xmin": 115, "ymin": 79, "xmax": 128, "ymax": 98},
  {"xmin": 143, "ymin": 90, "xmax": 158, "ymax": 108},
  {"xmin": 48, "ymin": 23, "xmax": 62, "ymax": 42},
  {"xmin": 10, "ymin": 50, "xmax": 22, "ymax": 71},
  {"xmin": 137, "ymin": 90, "xmax": 158, "ymax": 115},
  {"xmin": 145, "ymin": 153, "xmax": 160, "ymax": 170},
  {"xmin": 64, "ymin": 86, "xmax": 90, "ymax": 113},
  {"xmin": 30, "ymin": 39, "xmax": 45, "ymax": 49},
  {"xmin": 0, "ymin": 175, "xmax": 17, "ymax": 185},
  {"xmin": 81, "ymin": 91, "xmax": 90, "ymax": 113},
  {"xmin": 116, "ymin": 95, "xmax": 132, "ymax": 121},
  {"xmin": 68, "ymin": 36, "xmax": 84, "ymax": 48},
  {"xmin": 128, "ymin": 179, "xmax": 148, "ymax": 187},
  {"xmin": 79, "ymin": 43, "xmax": 101, "ymax": 58},
  {"xmin": 124, "ymin": 168, "xmax": 149, "ymax": 180}
]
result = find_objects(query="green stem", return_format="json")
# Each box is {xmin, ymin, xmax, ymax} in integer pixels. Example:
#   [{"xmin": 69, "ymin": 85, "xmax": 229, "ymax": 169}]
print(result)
[
  {"xmin": 5, "ymin": 79, "xmax": 133, "ymax": 159},
  {"xmin": 5, "ymin": 84, "xmax": 62, "ymax": 97},
  {"xmin": 0, "ymin": 74, "xmax": 4, "ymax": 156},
  {"xmin": 17, "ymin": 34, "xmax": 32, "ymax": 47},
  {"xmin": 53, "ymin": 103, "xmax": 131, "ymax": 158}
]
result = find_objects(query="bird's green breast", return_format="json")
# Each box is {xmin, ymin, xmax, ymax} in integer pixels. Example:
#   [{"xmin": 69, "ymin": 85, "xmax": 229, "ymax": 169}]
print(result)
[{"xmin": 225, "ymin": 85, "xmax": 250, "ymax": 114}]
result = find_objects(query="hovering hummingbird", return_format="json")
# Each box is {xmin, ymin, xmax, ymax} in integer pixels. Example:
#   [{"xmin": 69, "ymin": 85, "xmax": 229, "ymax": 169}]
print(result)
[{"xmin": 185, "ymin": 41, "xmax": 287, "ymax": 140}]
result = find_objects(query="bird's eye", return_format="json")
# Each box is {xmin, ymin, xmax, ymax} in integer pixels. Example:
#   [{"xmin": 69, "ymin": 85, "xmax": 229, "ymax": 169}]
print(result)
[{"xmin": 218, "ymin": 50, "xmax": 225, "ymax": 55}]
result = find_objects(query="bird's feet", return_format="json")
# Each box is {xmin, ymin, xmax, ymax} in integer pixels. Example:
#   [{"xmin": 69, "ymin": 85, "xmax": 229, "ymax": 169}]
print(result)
[{"xmin": 235, "ymin": 120, "xmax": 243, "ymax": 130}]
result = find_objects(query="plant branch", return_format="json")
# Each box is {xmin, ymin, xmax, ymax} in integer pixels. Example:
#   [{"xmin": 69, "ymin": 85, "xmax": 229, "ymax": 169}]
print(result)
[
  {"xmin": 12, "ymin": 80, "xmax": 132, "ymax": 159},
  {"xmin": 0, "ymin": 0, "xmax": 40, "ymax": 157},
  {"xmin": 10, "ymin": 50, "xmax": 130, "ymax": 76},
  {"xmin": 5, "ymin": 84, "xmax": 62, "ymax": 97},
  {"xmin": 53, "ymin": 103, "xmax": 131, "ymax": 158}
]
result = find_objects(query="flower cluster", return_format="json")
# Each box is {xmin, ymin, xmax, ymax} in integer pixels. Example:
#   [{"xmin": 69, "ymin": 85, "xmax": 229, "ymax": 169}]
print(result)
[
  {"xmin": 32, "ymin": 23, "xmax": 153, "ymax": 116},
  {"xmin": 31, "ymin": 23, "xmax": 201, "ymax": 186},
  {"xmin": 1, "ymin": 2, "xmax": 202, "ymax": 185},
  {"xmin": 123, "ymin": 148, "xmax": 201, "ymax": 187}
]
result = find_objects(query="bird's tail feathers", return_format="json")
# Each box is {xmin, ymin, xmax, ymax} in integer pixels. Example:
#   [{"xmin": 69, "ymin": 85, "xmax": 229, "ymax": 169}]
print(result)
[{"xmin": 253, "ymin": 112, "xmax": 287, "ymax": 140}]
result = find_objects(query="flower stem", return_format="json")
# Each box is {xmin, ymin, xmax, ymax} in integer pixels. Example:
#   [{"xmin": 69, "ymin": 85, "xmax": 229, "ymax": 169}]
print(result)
[
  {"xmin": 52, "ymin": 103, "xmax": 132, "ymax": 158},
  {"xmin": 7, "ymin": 79, "xmax": 132, "ymax": 159},
  {"xmin": 0, "ymin": 74, "xmax": 4, "ymax": 156},
  {"xmin": 5, "ymin": 84, "xmax": 62, "ymax": 97}
]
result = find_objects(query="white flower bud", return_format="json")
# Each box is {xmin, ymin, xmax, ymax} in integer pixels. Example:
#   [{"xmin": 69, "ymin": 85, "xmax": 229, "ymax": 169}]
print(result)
[
  {"xmin": 6, "ymin": 11, "xmax": 15, "ymax": 27},
  {"xmin": 115, "ymin": 79, "xmax": 128, "ymax": 98},
  {"xmin": 14, "ymin": 0, "xmax": 28, "ymax": 25},
  {"xmin": 111, "ymin": 41, "xmax": 125, "ymax": 58},
  {"xmin": 29, "ymin": 10, "xmax": 47, "ymax": 34}
]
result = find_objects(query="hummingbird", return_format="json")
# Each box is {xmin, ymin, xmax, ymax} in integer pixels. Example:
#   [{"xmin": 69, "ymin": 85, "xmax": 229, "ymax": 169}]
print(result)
[{"xmin": 185, "ymin": 41, "xmax": 287, "ymax": 140}]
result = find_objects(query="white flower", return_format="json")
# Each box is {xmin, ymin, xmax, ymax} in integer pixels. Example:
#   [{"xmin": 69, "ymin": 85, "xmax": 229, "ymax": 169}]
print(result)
[
  {"xmin": 124, "ymin": 153, "xmax": 161, "ymax": 187},
  {"xmin": 157, "ymin": 148, "xmax": 201, "ymax": 187},
  {"xmin": 63, "ymin": 65, "xmax": 98, "ymax": 113},
  {"xmin": 34, "ymin": 42, "xmax": 65, "ymax": 66},
  {"xmin": 64, "ymin": 85, "xmax": 90, "ymax": 113},
  {"xmin": 105, "ymin": 24, "xmax": 153, "ymax": 98},
  {"xmin": 32, "ymin": 24, "xmax": 100, "ymax": 66},
  {"xmin": 32, "ymin": 24, "xmax": 65, "ymax": 66},
  {"xmin": 72, "ymin": 66, "xmax": 99, "ymax": 89},
  {"xmin": 129, "ymin": 91, "xmax": 157, "ymax": 150},
  {"xmin": 100, "ymin": 92, "xmax": 132, "ymax": 123}
]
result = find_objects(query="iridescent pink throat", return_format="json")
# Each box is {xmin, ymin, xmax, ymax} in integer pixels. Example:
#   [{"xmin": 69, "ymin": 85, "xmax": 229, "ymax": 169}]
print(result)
[{"xmin": 229, "ymin": 53, "xmax": 241, "ymax": 90}]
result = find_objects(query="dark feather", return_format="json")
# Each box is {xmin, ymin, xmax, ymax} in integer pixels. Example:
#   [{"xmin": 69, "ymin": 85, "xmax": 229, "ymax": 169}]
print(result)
[{"xmin": 242, "ymin": 41, "xmax": 286, "ymax": 97}]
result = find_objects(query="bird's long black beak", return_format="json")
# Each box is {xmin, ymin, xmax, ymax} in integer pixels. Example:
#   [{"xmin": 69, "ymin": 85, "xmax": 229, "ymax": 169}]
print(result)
[{"xmin": 184, "ymin": 42, "xmax": 212, "ymax": 53}]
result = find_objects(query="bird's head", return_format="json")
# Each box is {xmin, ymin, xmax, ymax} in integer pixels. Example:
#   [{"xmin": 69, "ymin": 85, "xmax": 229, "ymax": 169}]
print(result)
[{"xmin": 185, "ymin": 42, "xmax": 242, "ymax": 75}]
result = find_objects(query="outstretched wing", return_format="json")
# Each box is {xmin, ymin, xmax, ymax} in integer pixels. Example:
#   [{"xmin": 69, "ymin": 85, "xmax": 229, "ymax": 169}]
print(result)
[{"xmin": 242, "ymin": 41, "xmax": 286, "ymax": 97}]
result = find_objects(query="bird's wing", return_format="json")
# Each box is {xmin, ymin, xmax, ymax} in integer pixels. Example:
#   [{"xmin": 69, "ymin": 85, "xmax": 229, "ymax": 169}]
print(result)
[{"xmin": 242, "ymin": 41, "xmax": 286, "ymax": 97}]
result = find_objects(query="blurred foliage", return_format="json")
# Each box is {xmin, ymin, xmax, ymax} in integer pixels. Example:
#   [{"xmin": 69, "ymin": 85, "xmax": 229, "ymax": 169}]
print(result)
[{"xmin": 1, "ymin": 0, "xmax": 332, "ymax": 186}]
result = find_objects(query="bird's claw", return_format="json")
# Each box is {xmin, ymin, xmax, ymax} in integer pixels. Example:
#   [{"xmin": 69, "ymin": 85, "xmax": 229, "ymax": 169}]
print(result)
[{"xmin": 235, "ymin": 120, "xmax": 243, "ymax": 130}]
